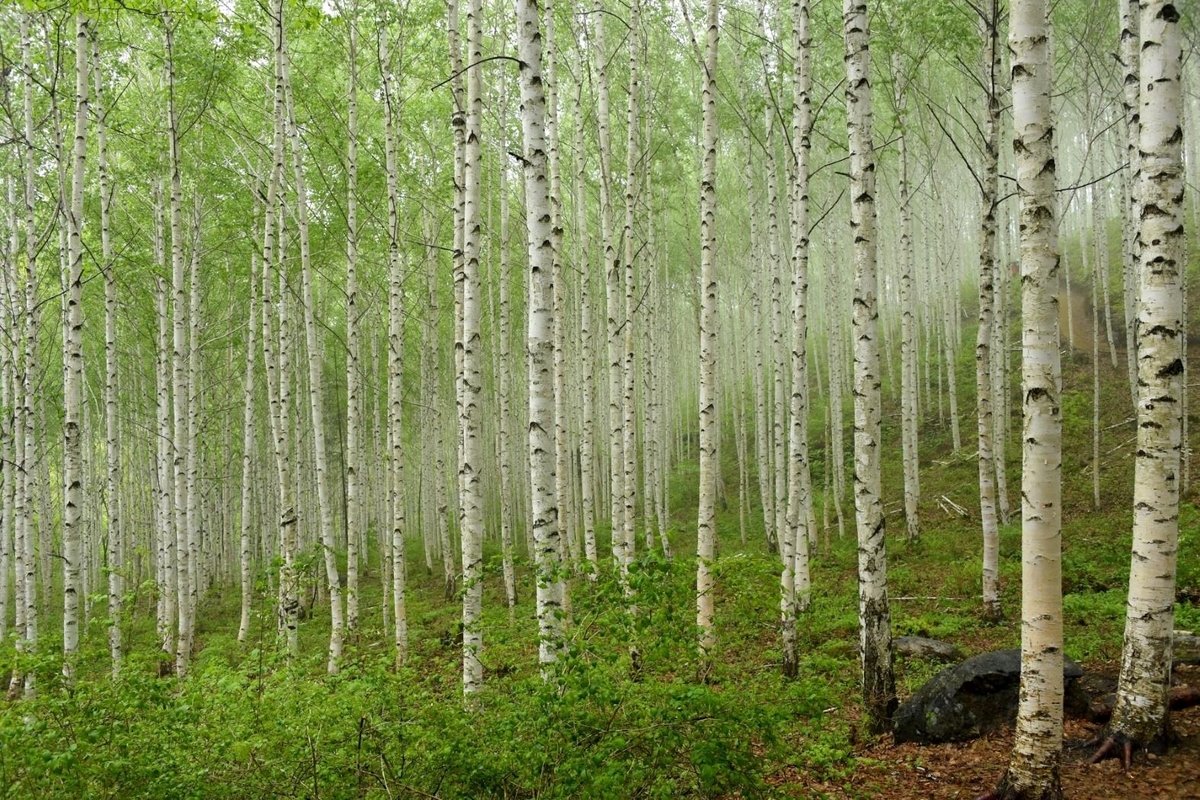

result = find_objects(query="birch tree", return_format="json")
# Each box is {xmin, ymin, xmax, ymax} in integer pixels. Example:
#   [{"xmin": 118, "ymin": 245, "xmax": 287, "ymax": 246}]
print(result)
[
  {"xmin": 519, "ymin": 0, "xmax": 565, "ymax": 668},
  {"xmin": 62, "ymin": 12, "xmax": 90, "ymax": 684},
  {"xmin": 977, "ymin": 0, "xmax": 1003, "ymax": 623},
  {"xmin": 460, "ymin": 0, "xmax": 486, "ymax": 696},
  {"xmin": 1092, "ymin": 0, "xmax": 1185, "ymax": 767},
  {"xmin": 93, "ymin": 30, "xmax": 121, "ymax": 674},
  {"xmin": 844, "ymin": 0, "xmax": 895, "ymax": 733},
  {"xmin": 695, "ymin": 0, "xmax": 719, "ymax": 666},
  {"xmin": 983, "ymin": 0, "xmax": 1064, "ymax": 795}
]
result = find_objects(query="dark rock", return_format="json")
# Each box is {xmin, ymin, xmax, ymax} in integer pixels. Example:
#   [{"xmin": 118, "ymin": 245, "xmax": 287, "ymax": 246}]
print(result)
[
  {"xmin": 1175, "ymin": 630, "xmax": 1200, "ymax": 664},
  {"xmin": 893, "ymin": 649, "xmax": 1083, "ymax": 744},
  {"xmin": 894, "ymin": 636, "xmax": 965, "ymax": 663}
]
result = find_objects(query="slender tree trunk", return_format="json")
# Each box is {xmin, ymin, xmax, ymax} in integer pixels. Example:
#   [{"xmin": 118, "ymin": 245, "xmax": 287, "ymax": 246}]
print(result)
[
  {"xmin": 894, "ymin": 55, "xmax": 920, "ymax": 543},
  {"xmin": 1103, "ymin": 0, "xmax": 1184, "ymax": 756},
  {"xmin": 344, "ymin": 6, "xmax": 361, "ymax": 636},
  {"xmin": 574, "ymin": 59, "xmax": 598, "ymax": 572},
  {"xmin": 994, "ymin": 0, "xmax": 1064, "ymax": 794},
  {"xmin": 519, "ymin": 0, "xmax": 565, "ymax": 668},
  {"xmin": 593, "ymin": 0, "xmax": 627, "ymax": 581},
  {"xmin": 380, "ymin": 22, "xmax": 408, "ymax": 666},
  {"xmin": 166, "ymin": 18, "xmax": 195, "ymax": 676},
  {"xmin": 261, "ymin": 4, "xmax": 297, "ymax": 656},
  {"xmin": 238, "ymin": 251, "xmax": 259, "ymax": 644},
  {"xmin": 844, "ymin": 0, "xmax": 895, "ymax": 733},
  {"xmin": 496, "ymin": 86, "xmax": 518, "ymax": 612},
  {"xmin": 977, "ymin": 0, "xmax": 1002, "ymax": 623},
  {"xmin": 1120, "ymin": 0, "xmax": 1141, "ymax": 411},
  {"xmin": 695, "ymin": 0, "xmax": 719, "ymax": 667},
  {"xmin": 93, "ymin": 31, "xmax": 121, "ymax": 674},
  {"xmin": 459, "ymin": 0, "xmax": 485, "ymax": 696},
  {"xmin": 785, "ymin": 0, "xmax": 814, "ymax": 666},
  {"xmin": 61, "ymin": 13, "xmax": 90, "ymax": 685}
]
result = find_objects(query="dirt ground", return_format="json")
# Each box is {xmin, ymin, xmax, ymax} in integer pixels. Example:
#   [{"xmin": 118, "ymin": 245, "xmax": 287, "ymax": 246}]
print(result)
[{"xmin": 785, "ymin": 664, "xmax": 1200, "ymax": 799}]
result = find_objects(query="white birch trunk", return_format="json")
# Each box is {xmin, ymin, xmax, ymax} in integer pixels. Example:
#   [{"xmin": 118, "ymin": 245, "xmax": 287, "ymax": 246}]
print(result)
[
  {"xmin": 977, "ymin": 0, "xmax": 1002, "ymax": 623},
  {"xmin": 844, "ymin": 0, "xmax": 895, "ymax": 733},
  {"xmin": 997, "ymin": 0, "xmax": 1064, "ymax": 793},
  {"xmin": 695, "ymin": 0, "xmax": 719, "ymax": 664},
  {"xmin": 61, "ymin": 13, "xmax": 89, "ymax": 684},
  {"xmin": 593, "ymin": 0, "xmax": 627, "ymax": 579},
  {"xmin": 519, "ymin": 0, "xmax": 565, "ymax": 667},
  {"xmin": 460, "ymin": 0, "xmax": 485, "ymax": 696},
  {"xmin": 344, "ymin": 7, "xmax": 361, "ymax": 635},
  {"xmin": 1106, "ymin": 0, "xmax": 1184, "ymax": 753},
  {"xmin": 238, "ymin": 252, "xmax": 259, "ymax": 644},
  {"xmin": 784, "ymin": 0, "xmax": 814, "ymax": 674},
  {"xmin": 93, "ymin": 31, "xmax": 121, "ymax": 674}
]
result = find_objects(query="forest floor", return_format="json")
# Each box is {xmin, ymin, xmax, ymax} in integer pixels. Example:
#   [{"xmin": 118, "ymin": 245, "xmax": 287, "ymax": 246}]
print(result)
[
  {"xmin": 3, "ymin": 267, "xmax": 1199, "ymax": 798},
  {"xmin": 791, "ymin": 665, "xmax": 1200, "ymax": 799}
]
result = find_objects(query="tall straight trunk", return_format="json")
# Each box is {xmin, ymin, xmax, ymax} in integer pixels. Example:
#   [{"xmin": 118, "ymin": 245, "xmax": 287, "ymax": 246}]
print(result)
[
  {"xmin": 261, "ymin": 4, "xmax": 298, "ymax": 656},
  {"xmin": 61, "ymin": 13, "xmax": 89, "ymax": 685},
  {"xmin": 620, "ymin": 0, "xmax": 642, "ymax": 572},
  {"xmin": 9, "ymin": 15, "xmax": 38, "ymax": 699},
  {"xmin": 1119, "ymin": 0, "xmax": 1141, "ymax": 410},
  {"xmin": 765, "ymin": 107, "xmax": 788, "ymax": 571},
  {"xmin": 460, "ymin": 0, "xmax": 485, "ymax": 696},
  {"xmin": 844, "ymin": 0, "xmax": 895, "ymax": 733},
  {"xmin": 894, "ymin": 55, "xmax": 919, "ymax": 542},
  {"xmin": 593, "ymin": 0, "xmax": 626, "ymax": 579},
  {"xmin": 519, "ymin": 0, "xmax": 565, "ymax": 668},
  {"xmin": 1103, "ymin": 0, "xmax": 1184, "ymax": 756},
  {"xmin": 154, "ymin": 272, "xmax": 176, "ymax": 663},
  {"xmin": 497, "ymin": 87, "xmax": 517, "ymax": 611},
  {"xmin": 93, "ymin": 31, "xmax": 121, "ymax": 674},
  {"xmin": 991, "ymin": 249, "xmax": 1011, "ymax": 524},
  {"xmin": 238, "ymin": 252, "xmax": 259, "ymax": 644},
  {"xmin": 448, "ymin": 0, "xmax": 466, "ymax": 607},
  {"xmin": 747, "ymin": 137, "xmax": 775, "ymax": 554},
  {"xmin": 381, "ymin": 23, "xmax": 408, "ymax": 665},
  {"xmin": 695, "ymin": 0, "xmax": 719, "ymax": 665},
  {"xmin": 783, "ymin": 0, "xmax": 814, "ymax": 678},
  {"xmin": 994, "ymin": 0, "xmax": 1064, "ymax": 795},
  {"xmin": 574, "ymin": 60, "xmax": 598, "ymax": 571},
  {"xmin": 344, "ymin": 7, "xmax": 361, "ymax": 635},
  {"xmin": 280, "ymin": 15, "xmax": 345, "ymax": 674},
  {"xmin": 977, "ymin": 0, "xmax": 1002, "ymax": 623},
  {"xmin": 1, "ymin": 195, "xmax": 14, "ymax": 652},
  {"xmin": 166, "ymin": 19, "xmax": 194, "ymax": 676},
  {"xmin": 184, "ymin": 207, "xmax": 202, "ymax": 646},
  {"xmin": 546, "ymin": 0, "xmax": 575, "ymax": 572}
]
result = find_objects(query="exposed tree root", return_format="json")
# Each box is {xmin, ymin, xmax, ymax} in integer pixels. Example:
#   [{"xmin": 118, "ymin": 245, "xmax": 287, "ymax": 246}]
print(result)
[{"xmin": 1087, "ymin": 735, "xmax": 1137, "ymax": 770}]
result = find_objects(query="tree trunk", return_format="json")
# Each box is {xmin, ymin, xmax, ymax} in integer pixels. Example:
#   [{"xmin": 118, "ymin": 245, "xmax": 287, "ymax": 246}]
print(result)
[
  {"xmin": 844, "ymin": 0, "xmax": 895, "ymax": 734},
  {"xmin": 93, "ymin": 31, "xmax": 122, "ymax": 674},
  {"xmin": 695, "ymin": 0, "xmax": 719, "ymax": 666},
  {"xmin": 1119, "ymin": 0, "xmax": 1140, "ymax": 411},
  {"xmin": 994, "ymin": 0, "xmax": 1064, "ymax": 794},
  {"xmin": 519, "ymin": 0, "xmax": 565, "ymax": 668},
  {"xmin": 593, "ymin": 0, "xmax": 627, "ymax": 582},
  {"xmin": 977, "ymin": 0, "xmax": 1002, "ymax": 623},
  {"xmin": 344, "ymin": 6, "xmax": 361, "ymax": 635},
  {"xmin": 460, "ymin": 0, "xmax": 485, "ymax": 696},
  {"xmin": 1105, "ymin": 0, "xmax": 1184, "ymax": 754},
  {"xmin": 61, "ymin": 12, "xmax": 89, "ymax": 685},
  {"xmin": 380, "ymin": 22, "xmax": 408, "ymax": 666}
]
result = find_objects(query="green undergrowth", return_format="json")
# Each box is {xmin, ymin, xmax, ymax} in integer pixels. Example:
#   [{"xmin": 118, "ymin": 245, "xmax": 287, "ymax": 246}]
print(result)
[{"xmin": 3, "ymin": 249, "xmax": 1199, "ymax": 797}]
